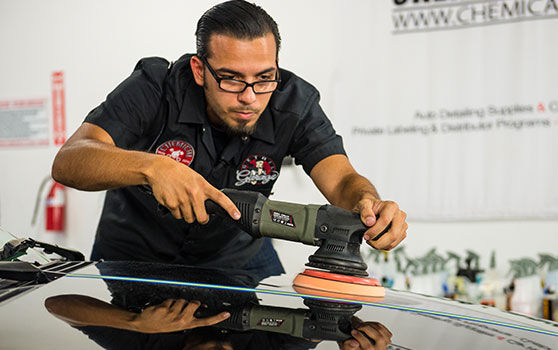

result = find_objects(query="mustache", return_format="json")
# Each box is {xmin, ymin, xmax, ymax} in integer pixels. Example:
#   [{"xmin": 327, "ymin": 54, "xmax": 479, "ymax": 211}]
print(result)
[{"xmin": 229, "ymin": 108, "xmax": 259, "ymax": 114}]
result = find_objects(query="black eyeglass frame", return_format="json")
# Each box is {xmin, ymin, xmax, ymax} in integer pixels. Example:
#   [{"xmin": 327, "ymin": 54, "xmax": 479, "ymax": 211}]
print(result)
[{"xmin": 201, "ymin": 57, "xmax": 281, "ymax": 94}]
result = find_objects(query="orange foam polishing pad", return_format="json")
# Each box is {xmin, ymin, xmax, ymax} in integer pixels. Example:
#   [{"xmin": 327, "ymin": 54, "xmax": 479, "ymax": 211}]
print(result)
[{"xmin": 292, "ymin": 269, "xmax": 386, "ymax": 300}]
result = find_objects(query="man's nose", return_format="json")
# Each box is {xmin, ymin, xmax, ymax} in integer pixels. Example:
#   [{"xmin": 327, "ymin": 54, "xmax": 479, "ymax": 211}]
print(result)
[{"xmin": 237, "ymin": 86, "xmax": 257, "ymax": 104}]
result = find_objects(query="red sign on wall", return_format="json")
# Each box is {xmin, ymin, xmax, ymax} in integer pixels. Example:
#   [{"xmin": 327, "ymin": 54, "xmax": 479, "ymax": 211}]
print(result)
[{"xmin": 51, "ymin": 71, "xmax": 66, "ymax": 146}]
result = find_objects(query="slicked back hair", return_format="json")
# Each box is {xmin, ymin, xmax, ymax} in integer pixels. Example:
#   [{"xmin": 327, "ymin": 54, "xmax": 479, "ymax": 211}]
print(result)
[{"xmin": 195, "ymin": 0, "xmax": 281, "ymax": 59}]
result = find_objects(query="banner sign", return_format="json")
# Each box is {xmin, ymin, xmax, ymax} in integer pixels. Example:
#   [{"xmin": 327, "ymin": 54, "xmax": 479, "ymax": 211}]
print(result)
[
  {"xmin": 0, "ymin": 99, "xmax": 48, "ymax": 147},
  {"xmin": 392, "ymin": 0, "xmax": 558, "ymax": 34},
  {"xmin": 331, "ymin": 1, "xmax": 558, "ymax": 220},
  {"xmin": 51, "ymin": 71, "xmax": 66, "ymax": 146}
]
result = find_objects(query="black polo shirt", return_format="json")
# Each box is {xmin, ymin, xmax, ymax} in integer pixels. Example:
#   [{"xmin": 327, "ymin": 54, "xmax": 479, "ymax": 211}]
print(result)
[{"xmin": 85, "ymin": 53, "xmax": 345, "ymax": 270}]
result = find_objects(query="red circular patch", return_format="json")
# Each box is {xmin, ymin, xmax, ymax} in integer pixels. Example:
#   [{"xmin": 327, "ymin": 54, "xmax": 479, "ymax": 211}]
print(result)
[
  {"xmin": 241, "ymin": 155, "xmax": 276, "ymax": 173},
  {"xmin": 156, "ymin": 140, "xmax": 195, "ymax": 166}
]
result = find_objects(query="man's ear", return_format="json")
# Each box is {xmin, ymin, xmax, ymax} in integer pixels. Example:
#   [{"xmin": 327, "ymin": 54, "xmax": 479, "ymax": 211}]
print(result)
[{"xmin": 190, "ymin": 56, "xmax": 204, "ymax": 87}]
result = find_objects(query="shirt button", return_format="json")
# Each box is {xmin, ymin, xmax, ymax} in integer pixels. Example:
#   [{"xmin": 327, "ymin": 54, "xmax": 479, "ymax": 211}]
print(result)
[{"xmin": 202, "ymin": 127, "xmax": 206, "ymax": 133}]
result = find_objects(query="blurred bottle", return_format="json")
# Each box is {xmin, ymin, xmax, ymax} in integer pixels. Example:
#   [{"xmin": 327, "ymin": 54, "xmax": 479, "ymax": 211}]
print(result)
[
  {"xmin": 478, "ymin": 251, "xmax": 507, "ymax": 309},
  {"xmin": 509, "ymin": 258, "xmax": 543, "ymax": 317}
]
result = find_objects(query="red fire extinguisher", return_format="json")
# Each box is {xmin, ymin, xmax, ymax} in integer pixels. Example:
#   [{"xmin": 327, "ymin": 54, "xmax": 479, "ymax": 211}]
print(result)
[
  {"xmin": 45, "ymin": 181, "xmax": 66, "ymax": 232},
  {"xmin": 32, "ymin": 177, "xmax": 66, "ymax": 233}
]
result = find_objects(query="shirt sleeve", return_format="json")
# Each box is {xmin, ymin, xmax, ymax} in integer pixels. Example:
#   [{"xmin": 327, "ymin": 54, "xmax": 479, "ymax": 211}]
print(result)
[
  {"xmin": 84, "ymin": 61, "xmax": 165, "ymax": 150},
  {"xmin": 288, "ymin": 90, "xmax": 346, "ymax": 175}
]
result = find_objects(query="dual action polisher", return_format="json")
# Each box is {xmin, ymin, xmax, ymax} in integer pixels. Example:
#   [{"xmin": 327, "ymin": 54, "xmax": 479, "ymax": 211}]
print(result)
[
  {"xmin": 208, "ymin": 189, "xmax": 387, "ymax": 299},
  {"xmin": 197, "ymin": 298, "xmax": 364, "ymax": 342}
]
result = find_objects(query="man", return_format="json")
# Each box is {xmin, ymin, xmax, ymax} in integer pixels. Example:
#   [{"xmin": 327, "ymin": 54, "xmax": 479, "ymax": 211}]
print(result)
[{"xmin": 52, "ymin": 1, "xmax": 407, "ymax": 281}]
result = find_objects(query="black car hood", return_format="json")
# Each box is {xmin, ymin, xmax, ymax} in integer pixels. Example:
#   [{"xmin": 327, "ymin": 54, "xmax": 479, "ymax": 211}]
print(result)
[{"xmin": 0, "ymin": 260, "xmax": 556, "ymax": 349}]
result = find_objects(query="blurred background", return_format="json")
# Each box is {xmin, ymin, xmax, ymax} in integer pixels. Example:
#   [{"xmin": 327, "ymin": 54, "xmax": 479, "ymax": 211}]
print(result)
[{"xmin": 1, "ymin": 0, "xmax": 557, "ymax": 318}]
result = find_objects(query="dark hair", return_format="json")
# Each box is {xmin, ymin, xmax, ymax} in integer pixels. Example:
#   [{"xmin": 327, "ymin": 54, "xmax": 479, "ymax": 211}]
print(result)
[{"xmin": 195, "ymin": 0, "xmax": 281, "ymax": 59}]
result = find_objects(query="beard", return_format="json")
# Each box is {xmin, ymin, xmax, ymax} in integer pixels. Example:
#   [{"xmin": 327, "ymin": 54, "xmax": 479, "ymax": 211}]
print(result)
[
  {"xmin": 205, "ymin": 98, "xmax": 261, "ymax": 138},
  {"xmin": 216, "ymin": 111, "xmax": 259, "ymax": 137}
]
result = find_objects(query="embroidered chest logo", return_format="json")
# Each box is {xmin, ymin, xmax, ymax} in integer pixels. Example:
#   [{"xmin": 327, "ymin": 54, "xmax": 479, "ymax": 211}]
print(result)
[
  {"xmin": 235, "ymin": 155, "xmax": 279, "ymax": 186},
  {"xmin": 156, "ymin": 140, "xmax": 195, "ymax": 166}
]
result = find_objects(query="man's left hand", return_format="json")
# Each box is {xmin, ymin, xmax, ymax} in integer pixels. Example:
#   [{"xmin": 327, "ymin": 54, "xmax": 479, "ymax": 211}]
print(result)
[
  {"xmin": 339, "ymin": 317, "xmax": 393, "ymax": 349},
  {"xmin": 354, "ymin": 197, "xmax": 407, "ymax": 251}
]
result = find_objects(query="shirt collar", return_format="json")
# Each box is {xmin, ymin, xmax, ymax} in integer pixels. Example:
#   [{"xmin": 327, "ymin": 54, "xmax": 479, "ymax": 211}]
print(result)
[
  {"xmin": 178, "ymin": 81, "xmax": 275, "ymax": 144},
  {"xmin": 177, "ymin": 80, "xmax": 206, "ymax": 125},
  {"xmin": 250, "ymin": 107, "xmax": 275, "ymax": 144}
]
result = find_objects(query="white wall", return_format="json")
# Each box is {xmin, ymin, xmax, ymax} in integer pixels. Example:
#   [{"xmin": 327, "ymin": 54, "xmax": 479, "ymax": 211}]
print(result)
[{"xmin": 0, "ymin": 0, "xmax": 556, "ymax": 274}]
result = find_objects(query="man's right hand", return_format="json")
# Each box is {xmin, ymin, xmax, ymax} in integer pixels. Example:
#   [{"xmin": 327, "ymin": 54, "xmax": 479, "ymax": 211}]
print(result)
[
  {"xmin": 146, "ymin": 155, "xmax": 240, "ymax": 224},
  {"xmin": 52, "ymin": 122, "xmax": 240, "ymax": 225},
  {"xmin": 131, "ymin": 299, "xmax": 230, "ymax": 333}
]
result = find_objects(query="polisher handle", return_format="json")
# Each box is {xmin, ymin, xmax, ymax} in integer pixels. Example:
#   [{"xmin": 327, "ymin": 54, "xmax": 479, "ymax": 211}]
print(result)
[
  {"xmin": 208, "ymin": 189, "xmax": 320, "ymax": 244},
  {"xmin": 155, "ymin": 189, "xmax": 264, "ymax": 237}
]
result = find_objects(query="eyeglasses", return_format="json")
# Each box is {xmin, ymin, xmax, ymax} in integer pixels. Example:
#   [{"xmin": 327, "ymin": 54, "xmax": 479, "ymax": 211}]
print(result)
[{"xmin": 201, "ymin": 57, "xmax": 280, "ymax": 94}]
